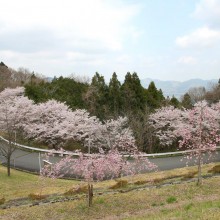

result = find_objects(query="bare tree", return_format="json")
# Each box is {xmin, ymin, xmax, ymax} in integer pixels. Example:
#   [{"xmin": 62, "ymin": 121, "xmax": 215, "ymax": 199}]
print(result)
[
  {"xmin": 68, "ymin": 73, "xmax": 91, "ymax": 84},
  {"xmin": 205, "ymin": 82, "xmax": 220, "ymax": 104},
  {"xmin": 188, "ymin": 87, "xmax": 206, "ymax": 104}
]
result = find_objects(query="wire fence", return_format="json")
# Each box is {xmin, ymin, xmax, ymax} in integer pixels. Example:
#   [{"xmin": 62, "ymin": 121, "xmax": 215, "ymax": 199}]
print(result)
[
  {"xmin": 0, "ymin": 135, "xmax": 220, "ymax": 176},
  {"xmin": 2, "ymin": 135, "xmax": 216, "ymax": 157}
]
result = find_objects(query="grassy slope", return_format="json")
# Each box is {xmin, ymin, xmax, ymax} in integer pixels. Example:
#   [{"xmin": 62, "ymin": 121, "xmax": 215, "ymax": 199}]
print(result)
[{"xmin": 0, "ymin": 164, "xmax": 220, "ymax": 219}]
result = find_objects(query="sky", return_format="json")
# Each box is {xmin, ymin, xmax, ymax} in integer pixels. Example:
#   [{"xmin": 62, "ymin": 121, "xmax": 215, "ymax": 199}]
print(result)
[{"xmin": 0, "ymin": 0, "xmax": 220, "ymax": 82}]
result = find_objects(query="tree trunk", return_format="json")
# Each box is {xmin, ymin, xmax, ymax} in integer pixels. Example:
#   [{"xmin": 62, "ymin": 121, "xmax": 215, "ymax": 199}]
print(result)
[
  {"xmin": 88, "ymin": 183, "xmax": 93, "ymax": 207},
  {"xmin": 197, "ymin": 106, "xmax": 203, "ymax": 186},
  {"xmin": 197, "ymin": 151, "xmax": 202, "ymax": 186},
  {"xmin": 7, "ymin": 157, "xmax": 11, "ymax": 177}
]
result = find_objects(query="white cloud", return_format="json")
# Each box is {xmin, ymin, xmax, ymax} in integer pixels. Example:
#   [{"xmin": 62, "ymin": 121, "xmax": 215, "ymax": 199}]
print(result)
[
  {"xmin": 0, "ymin": 0, "xmax": 141, "ymax": 52},
  {"xmin": 0, "ymin": 0, "xmax": 143, "ymax": 77},
  {"xmin": 140, "ymin": 57, "xmax": 157, "ymax": 68},
  {"xmin": 176, "ymin": 26, "xmax": 220, "ymax": 49},
  {"xmin": 177, "ymin": 56, "xmax": 197, "ymax": 65},
  {"xmin": 116, "ymin": 55, "xmax": 132, "ymax": 64},
  {"xmin": 176, "ymin": 0, "xmax": 220, "ymax": 50},
  {"xmin": 193, "ymin": 0, "xmax": 220, "ymax": 27}
]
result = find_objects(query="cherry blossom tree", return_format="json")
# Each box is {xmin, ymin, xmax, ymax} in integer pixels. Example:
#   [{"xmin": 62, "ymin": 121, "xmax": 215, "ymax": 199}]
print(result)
[
  {"xmin": 83, "ymin": 116, "xmax": 138, "ymax": 154},
  {"xmin": 0, "ymin": 88, "xmax": 138, "ymax": 155},
  {"xmin": 149, "ymin": 106, "xmax": 184, "ymax": 146},
  {"xmin": 21, "ymin": 99, "xmax": 137, "ymax": 154},
  {"xmin": 0, "ymin": 87, "xmax": 33, "ymax": 176},
  {"xmin": 22, "ymin": 100, "xmax": 94, "ymax": 149},
  {"xmin": 150, "ymin": 101, "xmax": 220, "ymax": 185},
  {"xmin": 23, "ymin": 102, "xmax": 155, "ymax": 206},
  {"xmin": 41, "ymin": 148, "xmax": 156, "ymax": 207},
  {"xmin": 21, "ymin": 99, "xmax": 105, "ymax": 151}
]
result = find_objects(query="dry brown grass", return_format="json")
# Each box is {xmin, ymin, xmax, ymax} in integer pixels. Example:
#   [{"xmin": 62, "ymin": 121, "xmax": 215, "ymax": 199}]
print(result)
[
  {"xmin": 109, "ymin": 179, "xmax": 128, "ymax": 189},
  {"xmin": 181, "ymin": 170, "xmax": 198, "ymax": 180},
  {"xmin": 28, "ymin": 193, "xmax": 47, "ymax": 200},
  {"xmin": 133, "ymin": 180, "xmax": 148, "ymax": 185},
  {"xmin": 208, "ymin": 164, "xmax": 220, "ymax": 174},
  {"xmin": 64, "ymin": 184, "xmax": 88, "ymax": 196},
  {"xmin": 1, "ymin": 163, "xmax": 220, "ymax": 219},
  {"xmin": 0, "ymin": 198, "xmax": 5, "ymax": 205},
  {"xmin": 1, "ymin": 176, "xmax": 220, "ymax": 220}
]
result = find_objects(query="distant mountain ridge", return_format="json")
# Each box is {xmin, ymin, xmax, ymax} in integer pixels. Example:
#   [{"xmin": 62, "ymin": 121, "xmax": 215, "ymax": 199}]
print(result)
[{"xmin": 141, "ymin": 78, "xmax": 218, "ymax": 98}]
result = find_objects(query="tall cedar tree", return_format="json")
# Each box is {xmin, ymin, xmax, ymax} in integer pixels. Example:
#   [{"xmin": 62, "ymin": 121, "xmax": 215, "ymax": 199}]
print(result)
[
  {"xmin": 146, "ymin": 81, "xmax": 165, "ymax": 109},
  {"xmin": 84, "ymin": 72, "xmax": 109, "ymax": 120},
  {"xmin": 108, "ymin": 72, "xmax": 122, "ymax": 118},
  {"xmin": 181, "ymin": 93, "xmax": 193, "ymax": 109},
  {"xmin": 169, "ymin": 95, "xmax": 180, "ymax": 108},
  {"xmin": 121, "ymin": 72, "xmax": 146, "ymax": 114}
]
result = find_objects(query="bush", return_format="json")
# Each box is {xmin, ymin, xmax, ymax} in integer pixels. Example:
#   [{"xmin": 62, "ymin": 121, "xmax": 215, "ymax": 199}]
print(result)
[{"xmin": 109, "ymin": 180, "xmax": 128, "ymax": 189}]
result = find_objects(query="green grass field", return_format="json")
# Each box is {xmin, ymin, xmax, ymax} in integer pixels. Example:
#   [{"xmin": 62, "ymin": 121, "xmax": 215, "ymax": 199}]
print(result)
[{"xmin": 0, "ymin": 163, "xmax": 220, "ymax": 219}]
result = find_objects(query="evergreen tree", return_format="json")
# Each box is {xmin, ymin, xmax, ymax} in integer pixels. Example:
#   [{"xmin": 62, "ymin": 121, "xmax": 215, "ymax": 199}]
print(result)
[
  {"xmin": 145, "ymin": 81, "xmax": 165, "ymax": 109},
  {"xmin": 181, "ymin": 93, "xmax": 193, "ymax": 109},
  {"xmin": 25, "ymin": 76, "xmax": 88, "ymax": 109},
  {"xmin": 50, "ymin": 77, "xmax": 88, "ymax": 109},
  {"xmin": 24, "ymin": 81, "xmax": 49, "ymax": 103},
  {"xmin": 121, "ymin": 72, "xmax": 146, "ymax": 114},
  {"xmin": 84, "ymin": 72, "xmax": 109, "ymax": 119},
  {"xmin": 169, "ymin": 95, "xmax": 180, "ymax": 108},
  {"xmin": 108, "ymin": 72, "xmax": 122, "ymax": 117}
]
